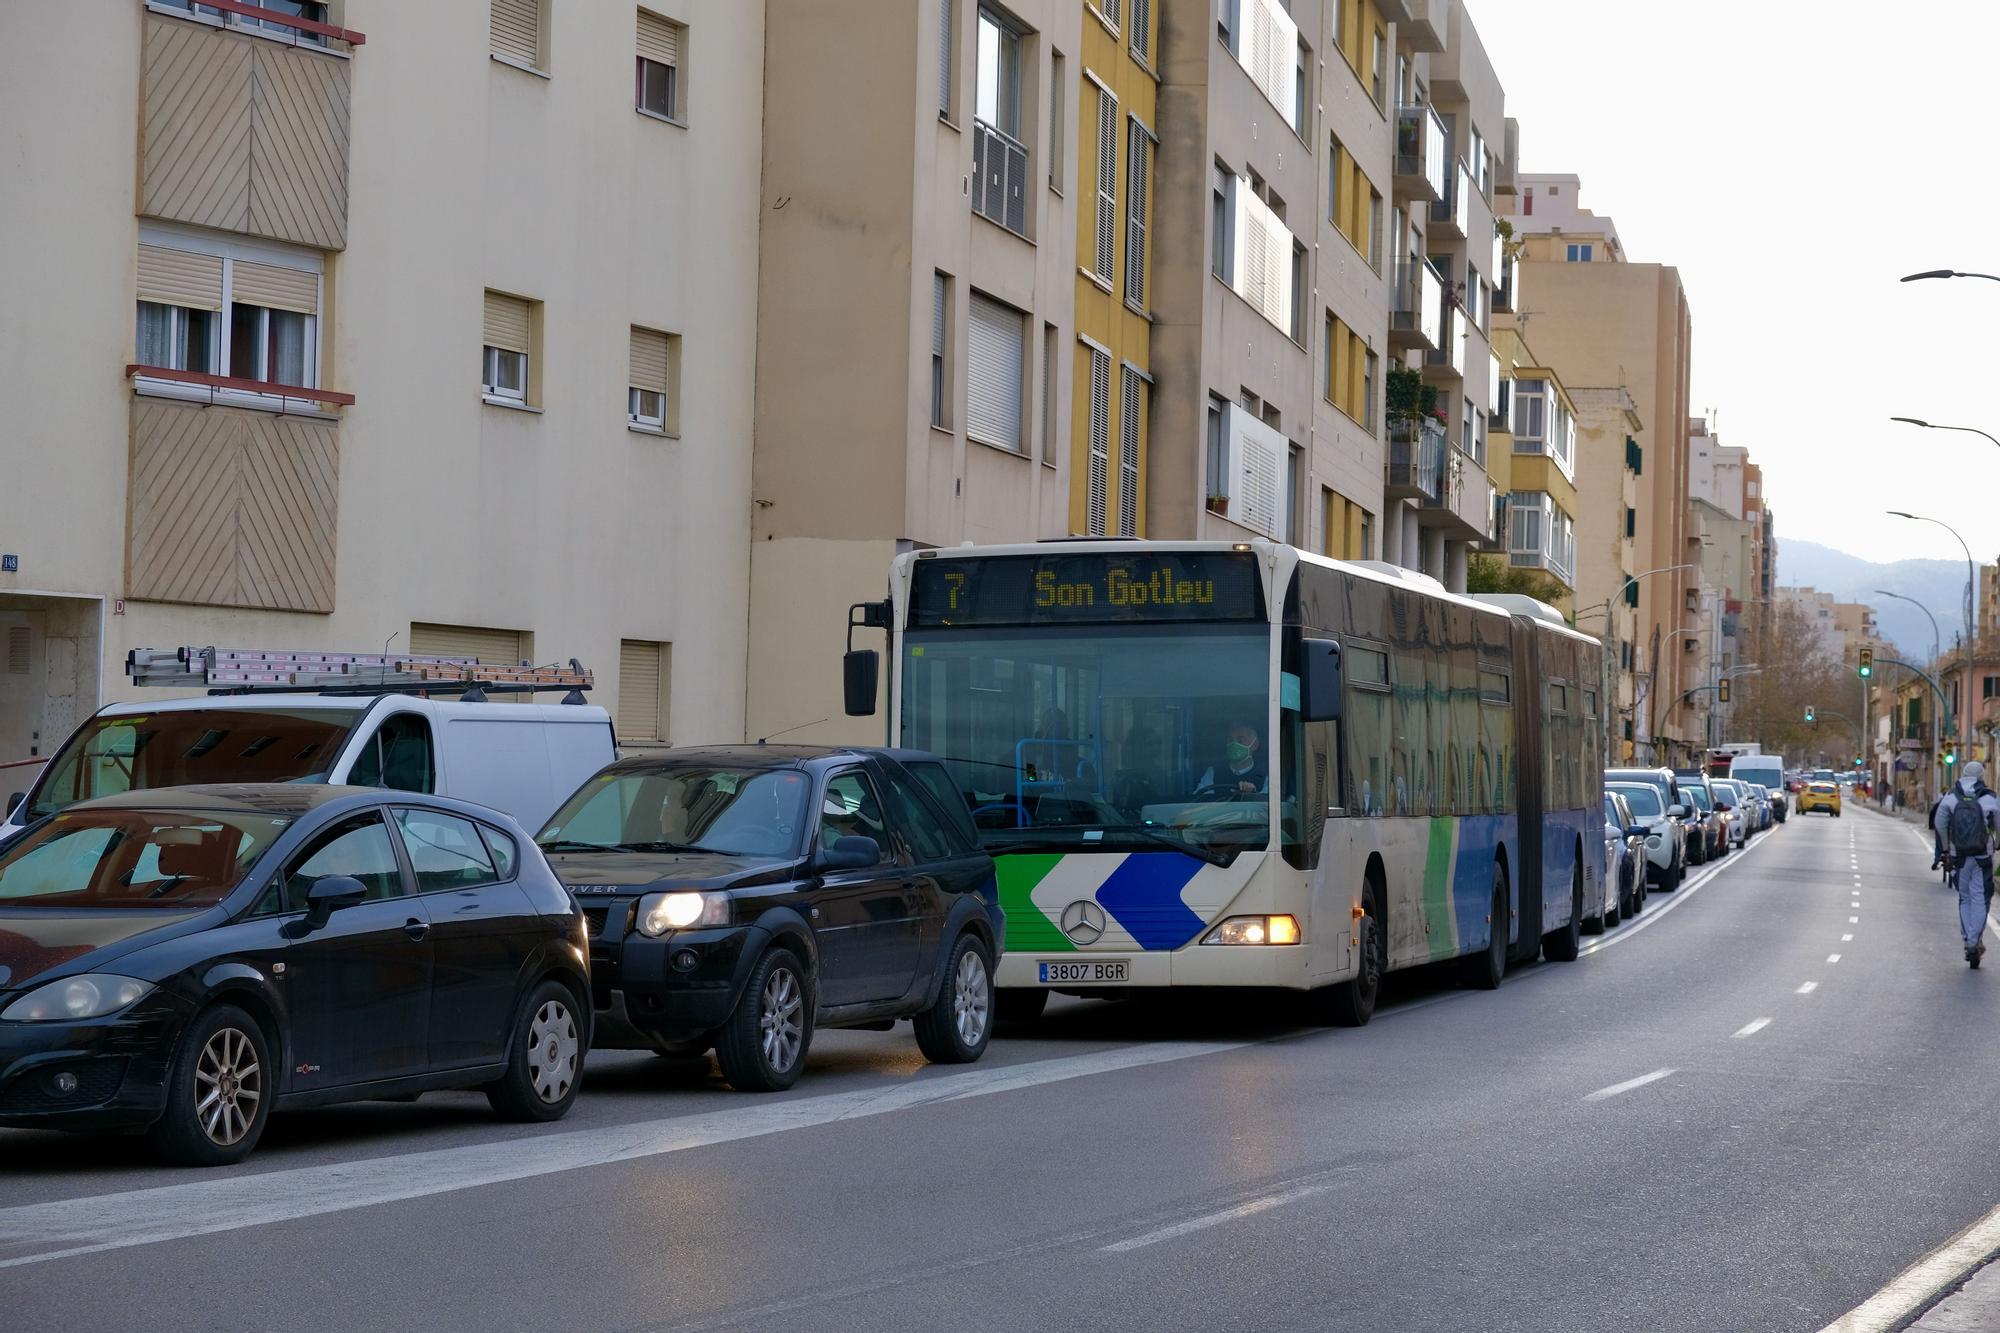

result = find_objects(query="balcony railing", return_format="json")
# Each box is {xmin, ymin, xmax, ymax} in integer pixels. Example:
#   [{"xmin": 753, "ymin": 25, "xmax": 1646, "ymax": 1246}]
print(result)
[
  {"xmin": 157, "ymin": 0, "xmax": 366, "ymax": 48},
  {"xmin": 1392, "ymin": 105, "xmax": 1448, "ymax": 203},
  {"xmin": 1423, "ymin": 446, "xmax": 1497, "ymax": 542},
  {"xmin": 1389, "ymin": 261, "xmax": 1443, "ymax": 351},
  {"xmin": 1428, "ymin": 160, "xmax": 1472, "ymax": 237},
  {"xmin": 972, "ymin": 120, "xmax": 1029, "ymax": 237},
  {"xmin": 1424, "ymin": 304, "xmax": 1466, "ymax": 380},
  {"xmin": 1386, "ymin": 418, "xmax": 1447, "ymax": 502}
]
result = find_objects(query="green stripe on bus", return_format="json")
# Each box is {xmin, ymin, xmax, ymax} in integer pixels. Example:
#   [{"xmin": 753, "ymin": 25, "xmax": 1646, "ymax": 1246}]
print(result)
[
  {"xmin": 1424, "ymin": 817, "xmax": 1456, "ymax": 961},
  {"xmin": 995, "ymin": 853, "xmax": 1075, "ymax": 952}
]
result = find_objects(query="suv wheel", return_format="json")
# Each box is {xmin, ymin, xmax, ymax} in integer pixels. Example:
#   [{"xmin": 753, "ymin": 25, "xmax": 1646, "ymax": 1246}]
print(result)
[
  {"xmin": 715, "ymin": 947, "xmax": 812, "ymax": 1092},
  {"xmin": 148, "ymin": 1004, "xmax": 271, "ymax": 1167},
  {"xmin": 914, "ymin": 933, "xmax": 994, "ymax": 1064},
  {"xmin": 487, "ymin": 980, "xmax": 583, "ymax": 1122}
]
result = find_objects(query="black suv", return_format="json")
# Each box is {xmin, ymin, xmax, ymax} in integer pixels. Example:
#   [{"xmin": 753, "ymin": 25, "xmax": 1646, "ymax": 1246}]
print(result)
[{"xmin": 537, "ymin": 746, "xmax": 1002, "ymax": 1091}]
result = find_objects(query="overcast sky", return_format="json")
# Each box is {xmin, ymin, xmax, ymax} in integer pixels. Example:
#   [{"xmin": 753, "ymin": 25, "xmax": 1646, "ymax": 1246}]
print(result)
[{"xmin": 1473, "ymin": 0, "xmax": 2000, "ymax": 568}]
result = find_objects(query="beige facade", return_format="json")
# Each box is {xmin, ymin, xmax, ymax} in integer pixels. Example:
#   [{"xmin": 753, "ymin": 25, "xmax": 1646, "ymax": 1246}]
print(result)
[{"xmin": 0, "ymin": 1, "xmax": 764, "ymax": 767}]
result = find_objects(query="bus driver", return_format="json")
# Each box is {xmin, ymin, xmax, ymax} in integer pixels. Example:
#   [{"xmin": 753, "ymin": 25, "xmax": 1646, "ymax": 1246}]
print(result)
[{"xmin": 1196, "ymin": 721, "xmax": 1268, "ymax": 796}]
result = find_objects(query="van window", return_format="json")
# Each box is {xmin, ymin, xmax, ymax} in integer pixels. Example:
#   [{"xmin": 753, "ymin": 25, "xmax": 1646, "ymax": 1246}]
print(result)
[{"xmin": 347, "ymin": 713, "xmax": 436, "ymax": 794}]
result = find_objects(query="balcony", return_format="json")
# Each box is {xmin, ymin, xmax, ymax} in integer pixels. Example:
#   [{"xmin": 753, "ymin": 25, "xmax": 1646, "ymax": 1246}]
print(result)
[
  {"xmin": 1393, "ymin": 105, "xmax": 1448, "ymax": 204},
  {"xmin": 1386, "ymin": 418, "xmax": 1447, "ymax": 503},
  {"xmin": 1419, "ymin": 446, "xmax": 1496, "ymax": 542},
  {"xmin": 972, "ymin": 120, "xmax": 1029, "ymax": 237},
  {"xmin": 1388, "ymin": 262, "xmax": 1443, "ymax": 351},
  {"xmin": 1497, "ymin": 118, "xmax": 1520, "ymax": 197},
  {"xmin": 1428, "ymin": 161, "xmax": 1472, "ymax": 239},
  {"xmin": 1397, "ymin": 0, "xmax": 1447, "ymax": 52},
  {"xmin": 1424, "ymin": 304, "xmax": 1467, "ymax": 382}
]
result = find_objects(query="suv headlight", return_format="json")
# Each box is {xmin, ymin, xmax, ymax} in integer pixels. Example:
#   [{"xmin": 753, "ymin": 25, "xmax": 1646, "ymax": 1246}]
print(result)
[
  {"xmin": 1201, "ymin": 915, "xmax": 1301, "ymax": 946},
  {"xmin": 636, "ymin": 891, "xmax": 730, "ymax": 936},
  {"xmin": 2, "ymin": 974, "xmax": 154, "ymax": 1023}
]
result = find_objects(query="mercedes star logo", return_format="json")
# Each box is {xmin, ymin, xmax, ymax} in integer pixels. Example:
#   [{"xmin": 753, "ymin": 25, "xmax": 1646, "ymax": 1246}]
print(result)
[{"xmin": 1060, "ymin": 899, "xmax": 1107, "ymax": 946}]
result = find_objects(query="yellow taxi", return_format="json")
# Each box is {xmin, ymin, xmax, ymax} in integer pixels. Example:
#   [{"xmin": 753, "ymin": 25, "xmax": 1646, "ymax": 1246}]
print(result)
[{"xmin": 1796, "ymin": 780, "xmax": 1842, "ymax": 817}]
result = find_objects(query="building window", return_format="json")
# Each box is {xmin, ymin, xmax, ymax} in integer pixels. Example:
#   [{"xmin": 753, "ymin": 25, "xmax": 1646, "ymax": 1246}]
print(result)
[
  {"xmin": 1048, "ymin": 50, "xmax": 1065, "ymax": 189},
  {"xmin": 1285, "ymin": 443, "xmax": 1303, "ymax": 545},
  {"xmin": 1625, "ymin": 505, "xmax": 1636, "ymax": 540},
  {"xmin": 482, "ymin": 290, "xmax": 534, "ymax": 404},
  {"xmin": 966, "ymin": 291, "xmax": 1026, "ymax": 452},
  {"xmin": 1126, "ymin": 119, "xmax": 1154, "ymax": 308},
  {"xmin": 931, "ymin": 272, "xmax": 951, "ymax": 429},
  {"xmin": 1370, "ymin": 28, "xmax": 1385, "ymax": 107},
  {"xmin": 1217, "ymin": 0, "xmax": 1237, "ymax": 52},
  {"xmin": 1495, "ymin": 376, "xmax": 1512, "ymax": 423},
  {"xmin": 1206, "ymin": 391, "xmax": 1228, "ymax": 505},
  {"xmin": 939, "ymin": 0, "xmax": 955, "ymax": 117},
  {"xmin": 1363, "ymin": 349, "xmax": 1378, "ymax": 431},
  {"xmin": 1131, "ymin": 0, "xmax": 1152, "ymax": 62},
  {"xmin": 1290, "ymin": 241, "xmax": 1308, "ymax": 342},
  {"xmin": 1294, "ymin": 39, "xmax": 1310, "ymax": 135},
  {"xmin": 1119, "ymin": 363, "xmax": 1144, "ymax": 536},
  {"xmin": 975, "ymin": 8, "xmax": 1023, "ymax": 136},
  {"xmin": 636, "ymin": 10, "xmax": 684, "ymax": 121},
  {"xmin": 1212, "ymin": 164, "xmax": 1236, "ymax": 282},
  {"xmin": 1512, "ymin": 378, "xmax": 1545, "ymax": 449},
  {"xmin": 1084, "ymin": 345, "xmax": 1111, "ymax": 534},
  {"xmin": 1359, "ymin": 509, "xmax": 1373, "ymax": 560},
  {"xmin": 1093, "ymin": 0, "xmax": 1122, "ymax": 32},
  {"xmin": 972, "ymin": 7, "xmax": 1029, "ymax": 233},
  {"xmin": 491, "ymin": 0, "xmax": 546, "ymax": 70},
  {"xmin": 629, "ymin": 325, "xmax": 679, "ymax": 433},
  {"xmin": 1565, "ymin": 242, "xmax": 1593, "ymax": 263},
  {"xmin": 161, "ymin": 0, "xmax": 331, "ymax": 44},
  {"xmin": 1462, "ymin": 396, "xmax": 1474, "ymax": 456},
  {"xmin": 135, "ymin": 232, "xmax": 322, "ymax": 398},
  {"xmin": 1091, "ymin": 84, "xmax": 1118, "ymax": 284},
  {"xmin": 1367, "ymin": 188, "xmax": 1382, "ymax": 270},
  {"xmin": 1042, "ymin": 321, "xmax": 1058, "ymax": 466},
  {"xmin": 1327, "ymin": 134, "xmax": 1341, "ymax": 223},
  {"xmin": 617, "ymin": 640, "xmax": 670, "ymax": 744}
]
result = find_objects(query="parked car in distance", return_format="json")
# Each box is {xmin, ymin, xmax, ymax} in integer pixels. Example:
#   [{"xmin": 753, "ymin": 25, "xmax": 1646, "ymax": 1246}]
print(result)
[
  {"xmin": 1797, "ymin": 780, "xmax": 1843, "ymax": 817},
  {"xmin": 1601, "ymin": 792, "xmax": 1647, "ymax": 927},
  {"xmin": 537, "ymin": 746, "xmax": 1003, "ymax": 1093},
  {"xmin": 2, "ymin": 692, "xmax": 616, "ymax": 842},
  {"xmin": 1607, "ymin": 780, "xmax": 1685, "ymax": 890},
  {"xmin": 0, "ymin": 786, "xmax": 589, "ymax": 1164},
  {"xmin": 1710, "ymin": 779, "xmax": 1751, "ymax": 848},
  {"xmin": 1604, "ymin": 768, "xmax": 1694, "ymax": 866},
  {"xmin": 1677, "ymin": 777, "xmax": 1727, "ymax": 861}
]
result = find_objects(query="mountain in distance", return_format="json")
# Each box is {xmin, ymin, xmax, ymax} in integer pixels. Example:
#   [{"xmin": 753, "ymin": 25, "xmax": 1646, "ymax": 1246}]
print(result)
[{"xmin": 1778, "ymin": 537, "xmax": 1970, "ymax": 659}]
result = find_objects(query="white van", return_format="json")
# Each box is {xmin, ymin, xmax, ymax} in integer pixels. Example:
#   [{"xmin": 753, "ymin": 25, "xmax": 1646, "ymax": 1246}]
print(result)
[
  {"xmin": 1, "ymin": 693, "xmax": 615, "ymax": 840},
  {"xmin": 1729, "ymin": 754, "xmax": 1787, "ymax": 817}
]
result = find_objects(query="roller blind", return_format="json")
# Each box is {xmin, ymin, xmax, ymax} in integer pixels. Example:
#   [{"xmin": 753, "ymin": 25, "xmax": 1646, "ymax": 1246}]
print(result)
[
  {"xmin": 231, "ymin": 260, "xmax": 318, "ymax": 315},
  {"xmin": 636, "ymin": 9, "xmax": 679, "ymax": 66},
  {"xmin": 491, "ymin": 0, "xmax": 540, "ymax": 64},
  {"xmin": 1119, "ymin": 363, "xmax": 1142, "ymax": 536},
  {"xmin": 617, "ymin": 639, "xmax": 666, "ymax": 742},
  {"xmin": 966, "ymin": 293, "xmax": 1024, "ymax": 452},
  {"xmin": 1085, "ymin": 346, "xmax": 1109, "ymax": 535},
  {"xmin": 932, "ymin": 273, "xmax": 947, "ymax": 359},
  {"xmin": 630, "ymin": 326, "xmax": 670, "ymax": 393},
  {"xmin": 409, "ymin": 623, "xmax": 527, "ymax": 665},
  {"xmin": 138, "ymin": 245, "xmax": 223, "ymax": 311},
  {"xmin": 483, "ymin": 291, "xmax": 531, "ymax": 354},
  {"xmin": 937, "ymin": 0, "xmax": 953, "ymax": 115}
]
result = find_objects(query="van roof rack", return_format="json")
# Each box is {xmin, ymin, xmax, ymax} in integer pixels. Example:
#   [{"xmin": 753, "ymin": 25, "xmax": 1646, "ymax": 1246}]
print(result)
[{"xmin": 126, "ymin": 647, "xmax": 594, "ymax": 703}]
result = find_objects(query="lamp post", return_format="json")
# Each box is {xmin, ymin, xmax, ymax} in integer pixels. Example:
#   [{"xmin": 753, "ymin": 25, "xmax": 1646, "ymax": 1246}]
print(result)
[
  {"xmin": 1886, "ymin": 508, "xmax": 1976, "ymax": 766},
  {"xmin": 1874, "ymin": 587, "xmax": 1943, "ymax": 803},
  {"xmin": 1575, "ymin": 563, "xmax": 1695, "ymax": 767},
  {"xmin": 1572, "ymin": 562, "xmax": 1698, "ymax": 622},
  {"xmin": 1902, "ymin": 269, "xmax": 2000, "ymax": 284}
]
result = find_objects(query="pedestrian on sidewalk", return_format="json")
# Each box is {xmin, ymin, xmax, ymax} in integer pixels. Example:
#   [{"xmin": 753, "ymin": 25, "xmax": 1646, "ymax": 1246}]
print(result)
[{"xmin": 1934, "ymin": 761, "xmax": 2000, "ymax": 967}]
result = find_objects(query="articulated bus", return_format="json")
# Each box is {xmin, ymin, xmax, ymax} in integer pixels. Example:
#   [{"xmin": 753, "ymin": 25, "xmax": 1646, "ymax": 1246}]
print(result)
[{"xmin": 847, "ymin": 540, "xmax": 1605, "ymax": 1025}]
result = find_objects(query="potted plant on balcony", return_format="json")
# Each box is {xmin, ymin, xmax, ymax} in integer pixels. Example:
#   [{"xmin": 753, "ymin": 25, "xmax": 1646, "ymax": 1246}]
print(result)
[
  {"xmin": 1386, "ymin": 365, "xmax": 1439, "ymax": 426},
  {"xmin": 1207, "ymin": 492, "xmax": 1229, "ymax": 517}
]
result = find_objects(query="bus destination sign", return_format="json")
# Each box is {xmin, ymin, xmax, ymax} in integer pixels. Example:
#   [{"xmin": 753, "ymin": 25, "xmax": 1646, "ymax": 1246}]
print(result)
[{"xmin": 907, "ymin": 552, "xmax": 1264, "ymax": 627}]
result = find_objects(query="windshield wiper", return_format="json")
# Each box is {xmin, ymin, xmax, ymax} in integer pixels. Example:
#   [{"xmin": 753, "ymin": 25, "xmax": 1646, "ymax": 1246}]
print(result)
[
  {"xmin": 616, "ymin": 840, "xmax": 698, "ymax": 853},
  {"xmin": 538, "ymin": 839, "xmax": 621, "ymax": 854}
]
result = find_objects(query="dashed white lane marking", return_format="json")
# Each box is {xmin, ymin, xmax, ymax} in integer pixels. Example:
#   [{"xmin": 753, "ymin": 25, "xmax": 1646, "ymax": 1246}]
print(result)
[
  {"xmin": 1732, "ymin": 1018, "xmax": 1772, "ymax": 1038},
  {"xmin": 1100, "ymin": 1181, "xmax": 1339, "ymax": 1253},
  {"xmin": 1851, "ymin": 916, "xmax": 1860, "ymax": 924},
  {"xmin": 1797, "ymin": 982, "xmax": 1820, "ymax": 994},
  {"xmin": 1828, "ymin": 954, "xmax": 1842, "ymax": 964},
  {"xmin": 1843, "ymin": 934, "xmax": 1854, "ymax": 942},
  {"xmin": 1585, "ymin": 1068, "xmax": 1677, "ymax": 1102}
]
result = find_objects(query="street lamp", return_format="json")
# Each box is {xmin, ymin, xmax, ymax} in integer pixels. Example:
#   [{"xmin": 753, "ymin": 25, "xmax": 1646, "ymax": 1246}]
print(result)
[
  {"xmin": 1875, "ymin": 587, "xmax": 1943, "ymax": 803},
  {"xmin": 1573, "ymin": 562, "xmax": 1696, "ymax": 621},
  {"xmin": 1890, "ymin": 415, "xmax": 2000, "ymax": 450},
  {"xmin": 1901, "ymin": 269, "xmax": 2000, "ymax": 284},
  {"xmin": 1887, "ymin": 508, "xmax": 1977, "ymax": 765}
]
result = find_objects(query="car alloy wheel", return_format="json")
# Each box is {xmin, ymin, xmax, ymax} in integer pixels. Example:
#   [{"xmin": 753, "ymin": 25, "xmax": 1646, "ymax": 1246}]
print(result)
[
  {"xmin": 194, "ymin": 1025, "xmax": 262, "ymax": 1148},
  {"xmin": 760, "ymin": 966, "xmax": 805, "ymax": 1074},
  {"xmin": 952, "ymin": 947, "xmax": 991, "ymax": 1048},
  {"xmin": 527, "ymin": 999, "xmax": 579, "ymax": 1104}
]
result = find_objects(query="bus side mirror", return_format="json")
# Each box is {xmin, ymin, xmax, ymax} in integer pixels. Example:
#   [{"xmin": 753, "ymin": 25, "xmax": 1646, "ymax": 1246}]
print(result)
[
  {"xmin": 1300, "ymin": 638, "xmax": 1342, "ymax": 723},
  {"xmin": 842, "ymin": 649, "xmax": 879, "ymax": 717}
]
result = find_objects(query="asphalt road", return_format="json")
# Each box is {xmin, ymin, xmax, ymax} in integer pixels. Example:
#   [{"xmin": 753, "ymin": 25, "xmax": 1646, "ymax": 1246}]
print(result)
[{"xmin": 0, "ymin": 805, "xmax": 1987, "ymax": 1332}]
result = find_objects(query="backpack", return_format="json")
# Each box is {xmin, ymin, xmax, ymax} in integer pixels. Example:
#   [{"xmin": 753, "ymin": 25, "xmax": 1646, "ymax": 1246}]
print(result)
[{"xmin": 1950, "ymin": 793, "xmax": 1990, "ymax": 858}]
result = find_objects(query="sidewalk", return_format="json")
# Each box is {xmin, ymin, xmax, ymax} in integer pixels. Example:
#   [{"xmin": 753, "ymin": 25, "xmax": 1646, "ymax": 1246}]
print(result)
[{"xmin": 1909, "ymin": 1257, "xmax": 2000, "ymax": 1330}]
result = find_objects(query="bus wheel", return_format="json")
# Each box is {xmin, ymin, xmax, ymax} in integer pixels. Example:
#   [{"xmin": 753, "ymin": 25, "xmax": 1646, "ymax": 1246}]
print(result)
[
  {"xmin": 1544, "ymin": 859, "xmax": 1583, "ymax": 963},
  {"xmin": 1318, "ymin": 883, "xmax": 1382, "ymax": 1027},
  {"xmin": 1461, "ymin": 864, "xmax": 1508, "ymax": 991}
]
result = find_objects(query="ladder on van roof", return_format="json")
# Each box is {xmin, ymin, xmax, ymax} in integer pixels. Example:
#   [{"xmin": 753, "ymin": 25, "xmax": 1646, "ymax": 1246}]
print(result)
[{"xmin": 125, "ymin": 647, "xmax": 594, "ymax": 702}]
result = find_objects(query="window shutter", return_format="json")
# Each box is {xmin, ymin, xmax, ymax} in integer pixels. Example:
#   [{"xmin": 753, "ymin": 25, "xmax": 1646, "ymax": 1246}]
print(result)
[
  {"xmin": 484, "ymin": 291, "xmax": 531, "ymax": 354},
  {"xmin": 1086, "ymin": 347, "xmax": 1110, "ymax": 535},
  {"xmin": 617, "ymin": 639, "xmax": 666, "ymax": 743},
  {"xmin": 938, "ymin": 0, "xmax": 953, "ymax": 115},
  {"xmin": 137, "ymin": 244, "xmax": 223, "ymax": 311},
  {"xmin": 409, "ymin": 623, "xmax": 527, "ymax": 665},
  {"xmin": 1131, "ymin": 0, "xmax": 1151, "ymax": 60},
  {"xmin": 636, "ymin": 9, "xmax": 679, "ymax": 66},
  {"xmin": 932, "ymin": 273, "xmax": 947, "ymax": 359},
  {"xmin": 231, "ymin": 260, "xmax": 318, "ymax": 315},
  {"xmin": 966, "ymin": 294, "xmax": 1025, "ymax": 451},
  {"xmin": 630, "ymin": 326, "xmax": 670, "ymax": 393},
  {"xmin": 1093, "ymin": 87, "xmax": 1117, "ymax": 282},
  {"xmin": 1118, "ymin": 364, "xmax": 1142, "ymax": 535},
  {"xmin": 490, "ymin": 0, "xmax": 540, "ymax": 65},
  {"xmin": 1101, "ymin": 0, "xmax": 1121, "ymax": 29},
  {"xmin": 1238, "ymin": 0, "xmax": 1297, "ymax": 126},
  {"xmin": 1125, "ymin": 125, "xmax": 1150, "ymax": 304},
  {"xmin": 1233, "ymin": 185, "xmax": 1292, "ymax": 334},
  {"xmin": 1225, "ymin": 404, "xmax": 1287, "ymax": 539}
]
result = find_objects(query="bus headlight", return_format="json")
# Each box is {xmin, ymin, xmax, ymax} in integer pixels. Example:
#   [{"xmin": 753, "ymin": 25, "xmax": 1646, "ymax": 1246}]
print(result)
[
  {"xmin": 637, "ymin": 891, "xmax": 729, "ymax": 936},
  {"xmin": 1201, "ymin": 915, "xmax": 1301, "ymax": 946}
]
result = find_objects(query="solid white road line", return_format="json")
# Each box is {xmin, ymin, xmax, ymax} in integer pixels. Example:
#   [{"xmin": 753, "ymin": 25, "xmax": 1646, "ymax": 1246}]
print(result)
[
  {"xmin": 1099, "ymin": 1181, "xmax": 1338, "ymax": 1253},
  {"xmin": 0, "ymin": 1039, "xmax": 1259, "ymax": 1271},
  {"xmin": 1585, "ymin": 1068, "xmax": 1676, "ymax": 1102},
  {"xmin": 1578, "ymin": 822, "xmax": 1779, "ymax": 959},
  {"xmin": 1821, "ymin": 1197, "xmax": 2000, "ymax": 1332},
  {"xmin": 1733, "ymin": 1018, "xmax": 1772, "ymax": 1039},
  {"xmin": 1798, "ymin": 982, "xmax": 1820, "ymax": 994}
]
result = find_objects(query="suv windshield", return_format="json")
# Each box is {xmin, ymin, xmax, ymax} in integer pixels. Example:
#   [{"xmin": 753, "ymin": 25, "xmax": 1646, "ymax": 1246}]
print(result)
[
  {"xmin": 0, "ymin": 808, "xmax": 290, "ymax": 909},
  {"xmin": 538, "ymin": 767, "xmax": 810, "ymax": 859},
  {"xmin": 900, "ymin": 623, "xmax": 1272, "ymax": 860},
  {"xmin": 1611, "ymin": 785, "xmax": 1663, "ymax": 818},
  {"xmin": 1684, "ymin": 786, "xmax": 1714, "ymax": 812},
  {"xmin": 26, "ymin": 708, "xmax": 361, "ymax": 821}
]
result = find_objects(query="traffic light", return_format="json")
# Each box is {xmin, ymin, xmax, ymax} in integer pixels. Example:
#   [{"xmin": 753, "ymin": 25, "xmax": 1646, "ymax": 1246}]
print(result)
[
  {"xmin": 1718, "ymin": 677, "xmax": 1731, "ymax": 703},
  {"xmin": 1805, "ymin": 705, "xmax": 1816, "ymax": 723},
  {"xmin": 1858, "ymin": 647, "xmax": 1874, "ymax": 678},
  {"xmin": 1947, "ymin": 749, "xmax": 1958, "ymax": 767},
  {"xmin": 1855, "ymin": 756, "xmax": 1865, "ymax": 767}
]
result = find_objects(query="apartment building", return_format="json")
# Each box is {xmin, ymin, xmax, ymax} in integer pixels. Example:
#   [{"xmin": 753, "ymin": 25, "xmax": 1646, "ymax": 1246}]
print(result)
[
  {"xmin": 1486, "ymin": 326, "xmax": 1578, "ymax": 610},
  {"xmin": 750, "ymin": 0, "xmax": 1081, "ymax": 743},
  {"xmin": 1505, "ymin": 173, "xmax": 1696, "ymax": 764},
  {"xmin": 1566, "ymin": 385, "xmax": 1644, "ymax": 757},
  {"xmin": 0, "ymin": 0, "xmax": 763, "ymax": 769}
]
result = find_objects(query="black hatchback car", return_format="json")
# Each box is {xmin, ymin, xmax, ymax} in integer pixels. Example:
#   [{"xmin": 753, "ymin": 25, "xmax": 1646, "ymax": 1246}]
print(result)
[
  {"xmin": 537, "ymin": 746, "xmax": 1001, "ymax": 1091},
  {"xmin": 0, "ymin": 786, "xmax": 590, "ymax": 1165}
]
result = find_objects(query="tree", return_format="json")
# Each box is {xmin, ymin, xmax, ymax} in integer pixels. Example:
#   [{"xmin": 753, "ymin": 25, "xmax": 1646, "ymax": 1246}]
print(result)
[
  {"xmin": 1729, "ymin": 598, "xmax": 1858, "ymax": 764},
  {"xmin": 1466, "ymin": 555, "xmax": 1571, "ymax": 612}
]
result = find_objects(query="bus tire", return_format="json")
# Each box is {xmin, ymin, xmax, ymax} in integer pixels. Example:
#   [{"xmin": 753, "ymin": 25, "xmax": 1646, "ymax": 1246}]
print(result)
[
  {"xmin": 1318, "ymin": 882, "xmax": 1383, "ymax": 1027},
  {"xmin": 1461, "ymin": 865, "xmax": 1508, "ymax": 991},
  {"xmin": 1544, "ymin": 859, "xmax": 1583, "ymax": 963}
]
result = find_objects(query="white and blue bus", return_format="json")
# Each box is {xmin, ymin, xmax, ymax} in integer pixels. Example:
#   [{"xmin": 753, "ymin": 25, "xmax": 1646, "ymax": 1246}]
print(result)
[{"xmin": 845, "ymin": 540, "xmax": 1604, "ymax": 1025}]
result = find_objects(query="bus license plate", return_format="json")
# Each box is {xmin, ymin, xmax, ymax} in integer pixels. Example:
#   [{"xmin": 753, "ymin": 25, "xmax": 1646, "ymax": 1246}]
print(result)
[{"xmin": 1038, "ymin": 960, "xmax": 1128, "ymax": 984}]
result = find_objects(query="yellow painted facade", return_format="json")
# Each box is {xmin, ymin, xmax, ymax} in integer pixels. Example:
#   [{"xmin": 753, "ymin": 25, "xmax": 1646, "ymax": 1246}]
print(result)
[
  {"xmin": 1323, "ymin": 313, "xmax": 1374, "ymax": 428},
  {"xmin": 1068, "ymin": 3, "xmax": 1156, "ymax": 536},
  {"xmin": 1332, "ymin": 0, "xmax": 1387, "ymax": 103}
]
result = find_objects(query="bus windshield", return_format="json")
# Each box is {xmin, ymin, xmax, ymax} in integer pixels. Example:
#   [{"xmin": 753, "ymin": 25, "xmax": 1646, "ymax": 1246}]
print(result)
[
  {"xmin": 900, "ymin": 623, "xmax": 1272, "ymax": 861},
  {"xmin": 26, "ymin": 708, "xmax": 362, "ymax": 821}
]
